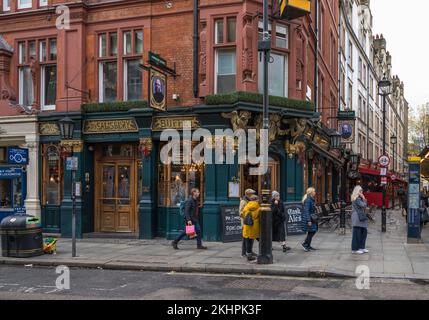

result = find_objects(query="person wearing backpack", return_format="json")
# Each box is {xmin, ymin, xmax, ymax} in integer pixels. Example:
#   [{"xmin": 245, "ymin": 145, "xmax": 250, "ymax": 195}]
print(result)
[
  {"xmin": 171, "ymin": 188, "xmax": 207, "ymax": 250},
  {"xmin": 239, "ymin": 189, "xmax": 256, "ymax": 257},
  {"xmin": 301, "ymin": 187, "xmax": 318, "ymax": 252},
  {"xmin": 240, "ymin": 195, "xmax": 261, "ymax": 261}
]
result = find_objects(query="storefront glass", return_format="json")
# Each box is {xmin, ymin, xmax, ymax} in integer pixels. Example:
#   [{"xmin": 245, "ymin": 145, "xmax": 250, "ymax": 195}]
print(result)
[
  {"xmin": 0, "ymin": 180, "xmax": 12, "ymax": 209},
  {"xmin": 42, "ymin": 145, "xmax": 62, "ymax": 206}
]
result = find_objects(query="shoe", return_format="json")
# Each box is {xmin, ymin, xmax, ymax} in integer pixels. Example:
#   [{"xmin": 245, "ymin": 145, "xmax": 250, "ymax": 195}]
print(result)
[
  {"xmin": 247, "ymin": 255, "xmax": 256, "ymax": 261},
  {"xmin": 308, "ymin": 246, "xmax": 317, "ymax": 251},
  {"xmin": 352, "ymin": 250, "xmax": 364, "ymax": 254},
  {"xmin": 302, "ymin": 243, "xmax": 310, "ymax": 252},
  {"xmin": 282, "ymin": 246, "xmax": 291, "ymax": 252},
  {"xmin": 197, "ymin": 245, "xmax": 208, "ymax": 250},
  {"xmin": 251, "ymin": 252, "xmax": 258, "ymax": 257},
  {"xmin": 171, "ymin": 241, "xmax": 179, "ymax": 250},
  {"xmin": 361, "ymin": 249, "xmax": 369, "ymax": 253}
]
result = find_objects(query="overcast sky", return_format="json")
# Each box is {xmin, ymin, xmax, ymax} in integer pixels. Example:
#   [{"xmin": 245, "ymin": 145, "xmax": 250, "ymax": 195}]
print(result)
[{"xmin": 370, "ymin": 0, "xmax": 429, "ymax": 109}]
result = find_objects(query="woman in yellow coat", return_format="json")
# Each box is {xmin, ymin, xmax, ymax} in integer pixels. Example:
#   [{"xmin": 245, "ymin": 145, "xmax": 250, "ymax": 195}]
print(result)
[{"xmin": 240, "ymin": 195, "xmax": 261, "ymax": 261}]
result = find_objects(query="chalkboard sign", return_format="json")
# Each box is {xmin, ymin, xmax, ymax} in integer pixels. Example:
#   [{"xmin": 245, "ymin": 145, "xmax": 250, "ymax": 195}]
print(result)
[
  {"xmin": 220, "ymin": 206, "xmax": 242, "ymax": 243},
  {"xmin": 284, "ymin": 202, "xmax": 305, "ymax": 236}
]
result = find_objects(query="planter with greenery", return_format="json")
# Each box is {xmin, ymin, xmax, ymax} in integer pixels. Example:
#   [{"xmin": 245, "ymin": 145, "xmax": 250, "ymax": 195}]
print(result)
[{"xmin": 81, "ymin": 100, "xmax": 148, "ymax": 113}]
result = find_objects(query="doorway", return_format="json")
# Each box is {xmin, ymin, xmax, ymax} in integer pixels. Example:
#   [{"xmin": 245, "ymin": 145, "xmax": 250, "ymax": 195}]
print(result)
[
  {"xmin": 95, "ymin": 144, "xmax": 138, "ymax": 233},
  {"xmin": 240, "ymin": 156, "xmax": 280, "ymax": 197}
]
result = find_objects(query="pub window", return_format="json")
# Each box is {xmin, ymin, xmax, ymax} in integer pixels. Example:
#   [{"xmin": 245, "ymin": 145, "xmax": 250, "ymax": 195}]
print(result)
[
  {"xmin": 18, "ymin": 0, "xmax": 31, "ymax": 9},
  {"xmin": 258, "ymin": 21, "xmax": 289, "ymax": 97},
  {"xmin": 214, "ymin": 16, "xmax": 236, "ymax": 94},
  {"xmin": 18, "ymin": 38, "xmax": 57, "ymax": 110},
  {"xmin": 98, "ymin": 32, "xmax": 118, "ymax": 102},
  {"xmin": 158, "ymin": 143, "xmax": 204, "ymax": 208},
  {"xmin": 3, "ymin": 0, "xmax": 10, "ymax": 11},
  {"xmin": 42, "ymin": 145, "xmax": 62, "ymax": 206},
  {"xmin": 123, "ymin": 30, "xmax": 143, "ymax": 101}
]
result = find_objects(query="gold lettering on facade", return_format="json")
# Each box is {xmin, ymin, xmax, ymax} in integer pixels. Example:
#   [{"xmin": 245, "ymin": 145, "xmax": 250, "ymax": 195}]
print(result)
[
  {"xmin": 152, "ymin": 116, "xmax": 200, "ymax": 131},
  {"xmin": 83, "ymin": 119, "xmax": 138, "ymax": 134}
]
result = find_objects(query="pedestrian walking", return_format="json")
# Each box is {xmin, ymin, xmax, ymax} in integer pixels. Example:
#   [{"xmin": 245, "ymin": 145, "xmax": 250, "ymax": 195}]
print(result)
[
  {"xmin": 351, "ymin": 185, "xmax": 369, "ymax": 255},
  {"xmin": 301, "ymin": 187, "xmax": 318, "ymax": 252},
  {"xmin": 271, "ymin": 191, "xmax": 291, "ymax": 252},
  {"xmin": 240, "ymin": 195, "xmax": 261, "ymax": 261},
  {"xmin": 239, "ymin": 189, "xmax": 256, "ymax": 257},
  {"xmin": 397, "ymin": 186, "xmax": 407, "ymax": 218},
  {"xmin": 171, "ymin": 188, "xmax": 207, "ymax": 250}
]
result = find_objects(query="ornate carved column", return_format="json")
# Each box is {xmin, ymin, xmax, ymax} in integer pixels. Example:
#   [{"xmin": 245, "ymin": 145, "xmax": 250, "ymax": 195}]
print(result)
[
  {"xmin": 241, "ymin": 14, "xmax": 256, "ymax": 91},
  {"xmin": 198, "ymin": 20, "xmax": 208, "ymax": 96},
  {"xmin": 0, "ymin": 36, "xmax": 16, "ymax": 104},
  {"xmin": 23, "ymin": 139, "xmax": 41, "ymax": 219}
]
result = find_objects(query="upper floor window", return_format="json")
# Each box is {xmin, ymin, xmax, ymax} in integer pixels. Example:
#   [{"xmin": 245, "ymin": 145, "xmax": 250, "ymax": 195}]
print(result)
[
  {"xmin": 98, "ymin": 32, "xmax": 118, "ymax": 102},
  {"xmin": 2, "ymin": 0, "xmax": 10, "ymax": 11},
  {"xmin": 39, "ymin": 0, "xmax": 48, "ymax": 6},
  {"xmin": 257, "ymin": 21, "xmax": 289, "ymax": 97},
  {"xmin": 348, "ymin": 41, "xmax": 353, "ymax": 68},
  {"xmin": 214, "ymin": 17, "xmax": 236, "ymax": 94},
  {"xmin": 123, "ymin": 30, "xmax": 143, "ymax": 101},
  {"xmin": 18, "ymin": 38, "xmax": 57, "ymax": 110},
  {"xmin": 18, "ymin": 0, "xmax": 32, "ymax": 9}
]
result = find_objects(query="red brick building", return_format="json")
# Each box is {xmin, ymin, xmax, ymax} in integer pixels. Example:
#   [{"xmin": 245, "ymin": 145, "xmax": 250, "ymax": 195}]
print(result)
[{"xmin": 0, "ymin": 0, "xmax": 341, "ymax": 239}]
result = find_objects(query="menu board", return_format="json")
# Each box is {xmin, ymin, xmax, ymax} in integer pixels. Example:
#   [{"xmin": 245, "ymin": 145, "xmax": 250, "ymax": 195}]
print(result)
[
  {"xmin": 220, "ymin": 206, "xmax": 242, "ymax": 243},
  {"xmin": 284, "ymin": 202, "xmax": 306, "ymax": 236}
]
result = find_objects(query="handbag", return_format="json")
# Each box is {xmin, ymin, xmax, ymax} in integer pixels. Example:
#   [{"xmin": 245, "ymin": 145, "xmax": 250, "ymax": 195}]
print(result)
[
  {"xmin": 186, "ymin": 224, "xmax": 196, "ymax": 239},
  {"xmin": 357, "ymin": 209, "xmax": 368, "ymax": 222},
  {"xmin": 310, "ymin": 213, "xmax": 319, "ymax": 224},
  {"xmin": 243, "ymin": 212, "xmax": 254, "ymax": 226}
]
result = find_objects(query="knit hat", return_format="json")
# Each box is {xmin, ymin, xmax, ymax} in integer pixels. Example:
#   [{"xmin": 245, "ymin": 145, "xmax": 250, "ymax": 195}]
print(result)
[{"xmin": 272, "ymin": 191, "xmax": 280, "ymax": 198}]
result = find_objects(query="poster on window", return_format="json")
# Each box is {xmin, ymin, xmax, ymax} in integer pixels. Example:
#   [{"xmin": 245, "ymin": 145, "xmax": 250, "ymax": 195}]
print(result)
[{"xmin": 149, "ymin": 69, "xmax": 167, "ymax": 112}]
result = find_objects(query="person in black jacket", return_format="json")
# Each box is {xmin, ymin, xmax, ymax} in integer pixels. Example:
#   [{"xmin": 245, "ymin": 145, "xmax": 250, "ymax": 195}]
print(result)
[
  {"xmin": 171, "ymin": 188, "xmax": 207, "ymax": 250},
  {"xmin": 271, "ymin": 191, "xmax": 291, "ymax": 252}
]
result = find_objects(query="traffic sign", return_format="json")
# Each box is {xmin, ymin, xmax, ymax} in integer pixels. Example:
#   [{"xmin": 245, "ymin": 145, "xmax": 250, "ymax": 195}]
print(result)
[
  {"xmin": 378, "ymin": 155, "xmax": 390, "ymax": 167},
  {"xmin": 391, "ymin": 174, "xmax": 397, "ymax": 181},
  {"xmin": 380, "ymin": 168, "xmax": 387, "ymax": 176},
  {"xmin": 381, "ymin": 177, "xmax": 388, "ymax": 185}
]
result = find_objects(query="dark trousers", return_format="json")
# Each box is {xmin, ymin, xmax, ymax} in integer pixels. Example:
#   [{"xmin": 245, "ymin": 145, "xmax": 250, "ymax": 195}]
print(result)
[
  {"xmin": 303, "ymin": 231, "xmax": 316, "ymax": 248},
  {"xmin": 352, "ymin": 227, "xmax": 368, "ymax": 251},
  {"xmin": 174, "ymin": 221, "xmax": 202, "ymax": 247},
  {"xmin": 244, "ymin": 238, "xmax": 255, "ymax": 256},
  {"xmin": 241, "ymin": 237, "xmax": 246, "ymax": 256}
]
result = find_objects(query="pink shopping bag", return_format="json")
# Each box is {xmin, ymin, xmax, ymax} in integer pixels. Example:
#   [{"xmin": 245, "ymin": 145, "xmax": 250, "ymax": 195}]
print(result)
[{"xmin": 186, "ymin": 225, "xmax": 196, "ymax": 238}]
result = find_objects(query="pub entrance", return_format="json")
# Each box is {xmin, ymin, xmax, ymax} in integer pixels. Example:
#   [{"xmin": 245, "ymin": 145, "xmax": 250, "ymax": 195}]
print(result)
[
  {"xmin": 240, "ymin": 156, "xmax": 280, "ymax": 197},
  {"xmin": 94, "ymin": 144, "xmax": 139, "ymax": 233}
]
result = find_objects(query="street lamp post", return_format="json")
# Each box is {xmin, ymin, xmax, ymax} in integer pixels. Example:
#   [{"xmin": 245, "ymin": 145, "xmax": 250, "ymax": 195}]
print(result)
[
  {"xmin": 378, "ymin": 75, "xmax": 392, "ymax": 233},
  {"xmin": 58, "ymin": 116, "xmax": 76, "ymax": 257},
  {"xmin": 257, "ymin": 0, "xmax": 273, "ymax": 265},
  {"xmin": 391, "ymin": 135, "xmax": 397, "ymax": 209}
]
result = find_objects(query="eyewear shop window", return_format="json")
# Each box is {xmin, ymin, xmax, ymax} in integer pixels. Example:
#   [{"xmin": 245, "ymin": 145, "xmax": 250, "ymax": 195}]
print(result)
[{"xmin": 158, "ymin": 143, "xmax": 204, "ymax": 208}]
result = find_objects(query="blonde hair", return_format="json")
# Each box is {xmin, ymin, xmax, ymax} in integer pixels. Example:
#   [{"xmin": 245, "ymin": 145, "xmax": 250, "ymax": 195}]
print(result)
[
  {"xmin": 302, "ymin": 187, "xmax": 316, "ymax": 204},
  {"xmin": 351, "ymin": 185, "xmax": 363, "ymax": 202}
]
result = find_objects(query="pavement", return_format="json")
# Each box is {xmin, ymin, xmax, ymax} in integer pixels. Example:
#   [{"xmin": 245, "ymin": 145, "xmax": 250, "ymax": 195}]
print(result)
[{"xmin": 1, "ymin": 209, "xmax": 429, "ymax": 280}]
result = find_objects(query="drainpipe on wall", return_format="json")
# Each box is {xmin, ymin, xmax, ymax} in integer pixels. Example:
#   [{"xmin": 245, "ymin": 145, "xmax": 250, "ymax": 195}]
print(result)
[
  {"xmin": 193, "ymin": 0, "xmax": 199, "ymax": 98},
  {"xmin": 314, "ymin": 0, "xmax": 319, "ymax": 113}
]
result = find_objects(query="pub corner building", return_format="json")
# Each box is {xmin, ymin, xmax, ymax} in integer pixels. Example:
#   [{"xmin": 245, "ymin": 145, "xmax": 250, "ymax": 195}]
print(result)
[{"xmin": 0, "ymin": 0, "xmax": 345, "ymax": 241}]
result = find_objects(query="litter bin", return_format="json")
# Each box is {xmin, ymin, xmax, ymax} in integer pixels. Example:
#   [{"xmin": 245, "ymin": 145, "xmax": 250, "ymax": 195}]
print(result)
[{"xmin": 0, "ymin": 214, "xmax": 44, "ymax": 258}]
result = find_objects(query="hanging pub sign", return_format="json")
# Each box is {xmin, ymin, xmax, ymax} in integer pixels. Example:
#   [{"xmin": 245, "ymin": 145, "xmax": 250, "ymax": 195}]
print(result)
[
  {"xmin": 149, "ymin": 69, "xmax": 167, "ymax": 112},
  {"xmin": 338, "ymin": 120, "xmax": 355, "ymax": 144}
]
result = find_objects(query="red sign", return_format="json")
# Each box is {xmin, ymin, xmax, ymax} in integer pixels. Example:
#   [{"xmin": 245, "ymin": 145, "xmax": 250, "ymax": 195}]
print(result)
[
  {"xmin": 378, "ymin": 155, "xmax": 390, "ymax": 167},
  {"xmin": 391, "ymin": 175, "xmax": 397, "ymax": 181},
  {"xmin": 381, "ymin": 177, "xmax": 388, "ymax": 185}
]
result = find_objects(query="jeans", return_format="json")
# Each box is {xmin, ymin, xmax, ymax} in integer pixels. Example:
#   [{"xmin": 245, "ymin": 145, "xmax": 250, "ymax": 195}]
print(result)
[
  {"xmin": 303, "ymin": 231, "xmax": 316, "ymax": 248},
  {"xmin": 241, "ymin": 237, "xmax": 246, "ymax": 256},
  {"xmin": 174, "ymin": 221, "xmax": 202, "ymax": 247},
  {"xmin": 244, "ymin": 238, "xmax": 255, "ymax": 256},
  {"xmin": 352, "ymin": 227, "xmax": 368, "ymax": 251}
]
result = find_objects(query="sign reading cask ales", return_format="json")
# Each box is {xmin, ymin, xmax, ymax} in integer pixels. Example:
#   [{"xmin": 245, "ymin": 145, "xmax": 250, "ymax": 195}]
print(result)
[
  {"xmin": 220, "ymin": 206, "xmax": 242, "ymax": 243},
  {"xmin": 284, "ymin": 202, "xmax": 305, "ymax": 236}
]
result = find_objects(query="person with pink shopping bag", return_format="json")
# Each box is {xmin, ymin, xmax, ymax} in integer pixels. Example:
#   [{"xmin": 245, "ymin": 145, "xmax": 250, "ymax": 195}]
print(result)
[{"xmin": 171, "ymin": 188, "xmax": 207, "ymax": 250}]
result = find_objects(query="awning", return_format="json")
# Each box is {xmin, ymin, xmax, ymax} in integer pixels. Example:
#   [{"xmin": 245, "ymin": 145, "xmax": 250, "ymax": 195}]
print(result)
[{"xmin": 359, "ymin": 167, "xmax": 380, "ymax": 176}]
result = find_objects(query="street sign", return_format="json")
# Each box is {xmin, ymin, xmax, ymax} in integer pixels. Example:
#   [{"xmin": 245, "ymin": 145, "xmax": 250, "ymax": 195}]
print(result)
[
  {"xmin": 66, "ymin": 157, "xmax": 78, "ymax": 171},
  {"xmin": 149, "ymin": 51, "xmax": 167, "ymax": 68},
  {"xmin": 378, "ymin": 155, "xmax": 390, "ymax": 167},
  {"xmin": 391, "ymin": 174, "xmax": 397, "ymax": 181},
  {"xmin": 380, "ymin": 168, "xmax": 387, "ymax": 176},
  {"xmin": 7, "ymin": 147, "xmax": 29, "ymax": 165},
  {"xmin": 381, "ymin": 177, "xmax": 388, "ymax": 185}
]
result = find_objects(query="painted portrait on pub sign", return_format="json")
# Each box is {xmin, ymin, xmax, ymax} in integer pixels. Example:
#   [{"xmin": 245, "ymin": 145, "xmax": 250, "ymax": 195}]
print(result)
[
  {"xmin": 338, "ymin": 120, "xmax": 355, "ymax": 144},
  {"xmin": 149, "ymin": 69, "xmax": 167, "ymax": 111}
]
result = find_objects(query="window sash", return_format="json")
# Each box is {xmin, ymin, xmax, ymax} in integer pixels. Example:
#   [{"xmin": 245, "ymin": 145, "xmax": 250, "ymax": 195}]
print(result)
[
  {"xmin": 124, "ymin": 59, "xmax": 142, "ymax": 101},
  {"xmin": 99, "ymin": 61, "xmax": 117, "ymax": 103},
  {"xmin": 3, "ymin": 0, "xmax": 10, "ymax": 11},
  {"xmin": 258, "ymin": 52, "xmax": 288, "ymax": 98},
  {"xmin": 215, "ymin": 48, "xmax": 236, "ymax": 94},
  {"xmin": 18, "ymin": 0, "xmax": 31, "ymax": 9},
  {"xmin": 39, "ymin": 0, "xmax": 47, "ymax": 6},
  {"xmin": 19, "ymin": 67, "xmax": 33, "ymax": 107},
  {"xmin": 41, "ymin": 65, "xmax": 57, "ymax": 110},
  {"xmin": 215, "ymin": 20, "xmax": 224, "ymax": 44}
]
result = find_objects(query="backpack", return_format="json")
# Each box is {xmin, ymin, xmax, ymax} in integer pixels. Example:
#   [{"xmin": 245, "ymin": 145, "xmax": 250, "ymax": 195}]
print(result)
[{"xmin": 179, "ymin": 200, "xmax": 187, "ymax": 217}]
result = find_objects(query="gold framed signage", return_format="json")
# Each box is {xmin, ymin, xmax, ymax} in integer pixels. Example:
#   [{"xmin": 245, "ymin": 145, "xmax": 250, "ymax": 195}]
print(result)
[
  {"xmin": 39, "ymin": 123, "xmax": 60, "ymax": 136},
  {"xmin": 83, "ymin": 118, "xmax": 139, "ymax": 134},
  {"xmin": 338, "ymin": 120, "xmax": 355, "ymax": 144},
  {"xmin": 151, "ymin": 116, "xmax": 200, "ymax": 131},
  {"xmin": 149, "ymin": 69, "xmax": 167, "ymax": 111}
]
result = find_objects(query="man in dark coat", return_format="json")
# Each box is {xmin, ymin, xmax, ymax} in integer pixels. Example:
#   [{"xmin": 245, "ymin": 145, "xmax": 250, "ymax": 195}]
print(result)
[{"xmin": 171, "ymin": 188, "xmax": 207, "ymax": 250}]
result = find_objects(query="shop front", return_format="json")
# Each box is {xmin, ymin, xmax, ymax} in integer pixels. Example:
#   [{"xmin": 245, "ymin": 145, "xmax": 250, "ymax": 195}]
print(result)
[
  {"xmin": 38, "ymin": 97, "xmax": 317, "ymax": 240},
  {"xmin": 0, "ymin": 165, "xmax": 26, "ymax": 221}
]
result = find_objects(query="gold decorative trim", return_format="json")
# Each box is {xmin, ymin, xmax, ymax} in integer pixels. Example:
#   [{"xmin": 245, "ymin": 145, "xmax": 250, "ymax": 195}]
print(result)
[
  {"xmin": 60, "ymin": 140, "xmax": 83, "ymax": 153},
  {"xmin": 39, "ymin": 123, "xmax": 60, "ymax": 136},
  {"xmin": 83, "ymin": 118, "xmax": 138, "ymax": 134},
  {"xmin": 139, "ymin": 138, "xmax": 153, "ymax": 151}
]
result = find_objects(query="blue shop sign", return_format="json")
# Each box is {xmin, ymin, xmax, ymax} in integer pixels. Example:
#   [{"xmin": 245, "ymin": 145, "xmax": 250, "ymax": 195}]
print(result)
[
  {"xmin": 7, "ymin": 147, "xmax": 29, "ymax": 165},
  {"xmin": 0, "ymin": 167, "xmax": 23, "ymax": 178}
]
